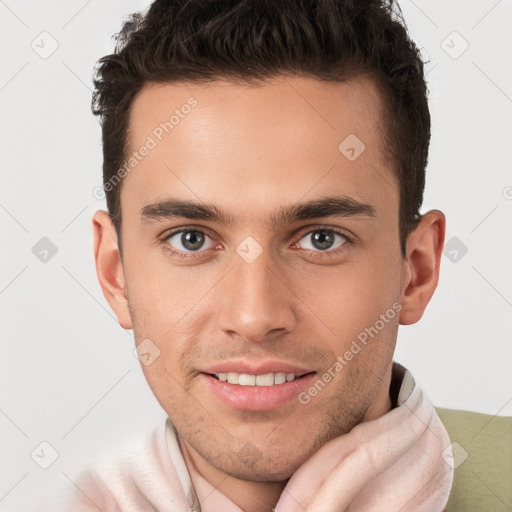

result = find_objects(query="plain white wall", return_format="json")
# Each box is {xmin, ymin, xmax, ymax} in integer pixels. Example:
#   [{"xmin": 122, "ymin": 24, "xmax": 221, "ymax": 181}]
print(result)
[{"xmin": 0, "ymin": 1, "xmax": 510, "ymax": 510}]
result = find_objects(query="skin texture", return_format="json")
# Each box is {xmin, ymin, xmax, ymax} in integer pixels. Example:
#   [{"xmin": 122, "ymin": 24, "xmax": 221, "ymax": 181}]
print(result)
[{"xmin": 92, "ymin": 75, "xmax": 445, "ymax": 512}]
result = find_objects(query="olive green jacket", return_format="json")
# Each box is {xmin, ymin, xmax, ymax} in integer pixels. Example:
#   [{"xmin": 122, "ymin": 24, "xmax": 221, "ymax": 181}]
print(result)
[{"xmin": 436, "ymin": 407, "xmax": 512, "ymax": 511}]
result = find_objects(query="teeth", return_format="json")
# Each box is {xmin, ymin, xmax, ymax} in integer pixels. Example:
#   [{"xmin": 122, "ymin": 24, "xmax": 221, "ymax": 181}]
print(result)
[
  {"xmin": 238, "ymin": 374, "xmax": 256, "ymax": 386},
  {"xmin": 274, "ymin": 372, "xmax": 286, "ymax": 384},
  {"xmin": 215, "ymin": 372, "xmax": 300, "ymax": 386},
  {"xmin": 226, "ymin": 372, "xmax": 239, "ymax": 385},
  {"xmin": 256, "ymin": 373, "xmax": 274, "ymax": 386}
]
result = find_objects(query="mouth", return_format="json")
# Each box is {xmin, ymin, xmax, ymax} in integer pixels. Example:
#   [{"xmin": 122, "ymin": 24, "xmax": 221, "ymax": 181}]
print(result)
[
  {"xmin": 200, "ymin": 370, "xmax": 318, "ymax": 411},
  {"xmin": 207, "ymin": 371, "xmax": 314, "ymax": 386}
]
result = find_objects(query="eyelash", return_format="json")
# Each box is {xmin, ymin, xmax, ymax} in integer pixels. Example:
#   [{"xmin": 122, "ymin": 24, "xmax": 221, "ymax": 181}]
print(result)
[{"xmin": 159, "ymin": 225, "xmax": 354, "ymax": 260}]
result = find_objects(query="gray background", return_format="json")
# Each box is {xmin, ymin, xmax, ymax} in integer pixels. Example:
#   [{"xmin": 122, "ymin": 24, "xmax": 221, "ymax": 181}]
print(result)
[{"xmin": 1, "ymin": 0, "xmax": 511, "ymax": 510}]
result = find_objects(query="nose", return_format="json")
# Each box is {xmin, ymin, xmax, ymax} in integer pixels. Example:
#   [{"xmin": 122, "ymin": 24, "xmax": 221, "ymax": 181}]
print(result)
[{"xmin": 216, "ymin": 248, "xmax": 297, "ymax": 343}]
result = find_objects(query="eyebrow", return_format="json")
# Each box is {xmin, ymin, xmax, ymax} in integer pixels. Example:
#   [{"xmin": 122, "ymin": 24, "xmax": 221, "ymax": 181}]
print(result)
[{"xmin": 140, "ymin": 195, "xmax": 377, "ymax": 228}]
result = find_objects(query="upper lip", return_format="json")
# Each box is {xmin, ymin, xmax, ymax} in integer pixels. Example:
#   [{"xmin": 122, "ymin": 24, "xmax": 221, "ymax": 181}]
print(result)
[{"xmin": 199, "ymin": 360, "xmax": 315, "ymax": 376}]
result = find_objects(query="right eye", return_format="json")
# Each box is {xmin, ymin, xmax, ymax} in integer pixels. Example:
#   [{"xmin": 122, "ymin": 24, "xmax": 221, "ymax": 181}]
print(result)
[{"xmin": 164, "ymin": 229, "xmax": 218, "ymax": 255}]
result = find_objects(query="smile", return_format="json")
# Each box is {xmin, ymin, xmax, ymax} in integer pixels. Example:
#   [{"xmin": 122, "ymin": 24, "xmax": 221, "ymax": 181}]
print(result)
[
  {"xmin": 210, "ymin": 372, "xmax": 306, "ymax": 386},
  {"xmin": 201, "ymin": 371, "xmax": 317, "ymax": 411}
]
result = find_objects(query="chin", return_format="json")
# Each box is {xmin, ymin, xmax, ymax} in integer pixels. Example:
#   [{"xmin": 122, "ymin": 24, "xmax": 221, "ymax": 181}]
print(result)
[
  {"xmin": 227, "ymin": 463, "xmax": 296, "ymax": 483},
  {"xmin": 216, "ymin": 447, "xmax": 311, "ymax": 483}
]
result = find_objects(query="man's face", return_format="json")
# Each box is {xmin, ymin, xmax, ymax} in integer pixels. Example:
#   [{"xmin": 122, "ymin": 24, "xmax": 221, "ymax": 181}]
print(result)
[{"xmin": 119, "ymin": 76, "xmax": 404, "ymax": 480}]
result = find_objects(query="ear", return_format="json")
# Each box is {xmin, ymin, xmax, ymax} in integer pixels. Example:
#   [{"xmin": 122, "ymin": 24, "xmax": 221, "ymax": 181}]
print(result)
[
  {"xmin": 399, "ymin": 209, "xmax": 446, "ymax": 325},
  {"xmin": 92, "ymin": 210, "xmax": 132, "ymax": 329}
]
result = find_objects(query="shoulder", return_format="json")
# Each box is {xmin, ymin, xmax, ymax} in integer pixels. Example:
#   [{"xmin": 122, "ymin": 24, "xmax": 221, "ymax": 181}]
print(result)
[{"xmin": 435, "ymin": 406, "xmax": 512, "ymax": 512}]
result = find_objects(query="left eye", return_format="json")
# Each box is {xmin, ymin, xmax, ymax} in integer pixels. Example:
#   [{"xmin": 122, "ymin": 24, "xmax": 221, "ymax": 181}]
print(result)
[
  {"xmin": 166, "ymin": 229, "xmax": 216, "ymax": 252},
  {"xmin": 297, "ymin": 229, "xmax": 348, "ymax": 252}
]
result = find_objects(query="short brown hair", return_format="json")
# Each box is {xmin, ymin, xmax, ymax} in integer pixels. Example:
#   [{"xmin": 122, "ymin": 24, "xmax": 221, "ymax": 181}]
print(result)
[{"xmin": 92, "ymin": 0, "xmax": 429, "ymax": 258}]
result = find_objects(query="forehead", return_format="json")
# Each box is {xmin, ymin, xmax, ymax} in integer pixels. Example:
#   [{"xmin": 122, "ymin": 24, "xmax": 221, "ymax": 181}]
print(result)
[
  {"xmin": 121, "ymin": 75, "xmax": 397, "ymax": 225},
  {"xmin": 128, "ymin": 75, "xmax": 387, "ymax": 155}
]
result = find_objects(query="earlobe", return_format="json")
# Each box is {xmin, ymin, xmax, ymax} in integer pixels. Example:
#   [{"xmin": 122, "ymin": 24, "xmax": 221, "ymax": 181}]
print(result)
[
  {"xmin": 399, "ymin": 210, "xmax": 446, "ymax": 325},
  {"xmin": 92, "ymin": 210, "xmax": 133, "ymax": 329}
]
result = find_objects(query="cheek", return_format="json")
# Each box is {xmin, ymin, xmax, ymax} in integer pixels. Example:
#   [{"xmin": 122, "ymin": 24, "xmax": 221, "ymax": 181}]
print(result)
[
  {"xmin": 135, "ymin": 304, "xmax": 201, "ymax": 409},
  {"xmin": 125, "ymin": 254, "xmax": 208, "ymax": 330},
  {"xmin": 311, "ymin": 258, "xmax": 400, "ymax": 326},
  {"xmin": 303, "ymin": 255, "xmax": 401, "ymax": 369}
]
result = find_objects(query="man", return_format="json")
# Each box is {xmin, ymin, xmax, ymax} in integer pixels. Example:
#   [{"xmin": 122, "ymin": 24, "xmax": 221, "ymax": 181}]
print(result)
[{"xmin": 56, "ymin": 0, "xmax": 511, "ymax": 510}]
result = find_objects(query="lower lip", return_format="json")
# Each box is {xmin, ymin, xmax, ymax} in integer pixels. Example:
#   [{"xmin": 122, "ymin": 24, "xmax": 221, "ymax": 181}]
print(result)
[{"xmin": 200, "ymin": 372, "xmax": 317, "ymax": 411}]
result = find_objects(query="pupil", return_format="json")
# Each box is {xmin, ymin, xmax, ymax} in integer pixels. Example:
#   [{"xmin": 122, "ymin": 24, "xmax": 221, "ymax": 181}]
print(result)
[
  {"xmin": 182, "ymin": 231, "xmax": 204, "ymax": 251},
  {"xmin": 312, "ymin": 230, "xmax": 334, "ymax": 250}
]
